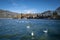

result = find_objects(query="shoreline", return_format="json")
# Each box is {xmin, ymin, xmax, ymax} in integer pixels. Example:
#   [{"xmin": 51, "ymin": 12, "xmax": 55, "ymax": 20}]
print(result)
[{"xmin": 0, "ymin": 18, "xmax": 60, "ymax": 20}]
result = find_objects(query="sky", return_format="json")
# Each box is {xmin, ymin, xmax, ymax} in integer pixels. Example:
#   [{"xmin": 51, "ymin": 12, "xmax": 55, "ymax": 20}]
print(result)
[{"xmin": 0, "ymin": 0, "xmax": 60, "ymax": 13}]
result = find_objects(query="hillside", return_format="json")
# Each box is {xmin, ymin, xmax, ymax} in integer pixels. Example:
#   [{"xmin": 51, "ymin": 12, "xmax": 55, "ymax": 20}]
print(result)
[
  {"xmin": 0, "ymin": 7, "xmax": 60, "ymax": 19},
  {"xmin": 0, "ymin": 10, "xmax": 19, "ymax": 18}
]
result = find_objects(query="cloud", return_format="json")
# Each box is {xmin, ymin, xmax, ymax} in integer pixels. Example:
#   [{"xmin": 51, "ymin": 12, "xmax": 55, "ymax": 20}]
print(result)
[
  {"xmin": 10, "ymin": 0, "xmax": 27, "ymax": 9},
  {"xmin": 10, "ymin": 0, "xmax": 18, "ymax": 6},
  {"xmin": 9, "ymin": 0, "xmax": 38, "ymax": 13},
  {"xmin": 22, "ymin": 9, "xmax": 38, "ymax": 13}
]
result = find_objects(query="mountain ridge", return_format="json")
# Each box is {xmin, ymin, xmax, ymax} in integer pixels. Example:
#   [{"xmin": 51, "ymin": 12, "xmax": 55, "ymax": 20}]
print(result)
[{"xmin": 0, "ymin": 7, "xmax": 60, "ymax": 19}]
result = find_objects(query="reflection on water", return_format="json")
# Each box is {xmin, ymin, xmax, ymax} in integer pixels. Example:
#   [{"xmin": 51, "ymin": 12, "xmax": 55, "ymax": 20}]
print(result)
[{"xmin": 0, "ymin": 19, "xmax": 60, "ymax": 40}]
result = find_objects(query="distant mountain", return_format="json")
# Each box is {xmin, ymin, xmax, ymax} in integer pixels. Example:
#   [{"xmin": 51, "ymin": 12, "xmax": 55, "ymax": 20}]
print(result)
[
  {"xmin": 0, "ymin": 7, "xmax": 60, "ymax": 19},
  {"xmin": 56, "ymin": 7, "xmax": 60, "ymax": 10},
  {"xmin": 40, "ymin": 7, "xmax": 60, "ymax": 16},
  {"xmin": 0, "ymin": 9, "xmax": 19, "ymax": 18},
  {"xmin": 41, "ymin": 10, "xmax": 53, "ymax": 16},
  {"xmin": 56, "ymin": 7, "xmax": 60, "ymax": 15}
]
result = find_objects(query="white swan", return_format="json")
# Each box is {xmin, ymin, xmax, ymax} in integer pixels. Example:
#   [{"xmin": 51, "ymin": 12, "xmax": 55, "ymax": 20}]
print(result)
[
  {"xmin": 31, "ymin": 32, "xmax": 34, "ymax": 36},
  {"xmin": 27, "ymin": 26, "xmax": 30, "ymax": 29},
  {"xmin": 43, "ymin": 30, "xmax": 48, "ymax": 33}
]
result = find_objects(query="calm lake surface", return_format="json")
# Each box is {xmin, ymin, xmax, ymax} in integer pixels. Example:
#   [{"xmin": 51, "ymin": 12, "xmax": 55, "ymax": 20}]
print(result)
[{"xmin": 0, "ymin": 19, "xmax": 60, "ymax": 40}]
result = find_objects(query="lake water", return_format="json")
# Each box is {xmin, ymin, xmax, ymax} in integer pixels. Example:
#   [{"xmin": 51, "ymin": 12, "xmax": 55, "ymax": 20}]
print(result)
[{"xmin": 0, "ymin": 19, "xmax": 60, "ymax": 40}]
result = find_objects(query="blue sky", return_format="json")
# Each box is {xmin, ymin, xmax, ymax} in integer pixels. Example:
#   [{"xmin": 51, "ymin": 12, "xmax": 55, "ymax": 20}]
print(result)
[{"xmin": 0, "ymin": 0, "xmax": 60, "ymax": 13}]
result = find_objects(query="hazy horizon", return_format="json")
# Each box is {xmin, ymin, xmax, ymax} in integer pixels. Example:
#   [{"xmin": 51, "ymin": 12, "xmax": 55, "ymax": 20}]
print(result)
[{"xmin": 0, "ymin": 0, "xmax": 60, "ymax": 13}]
